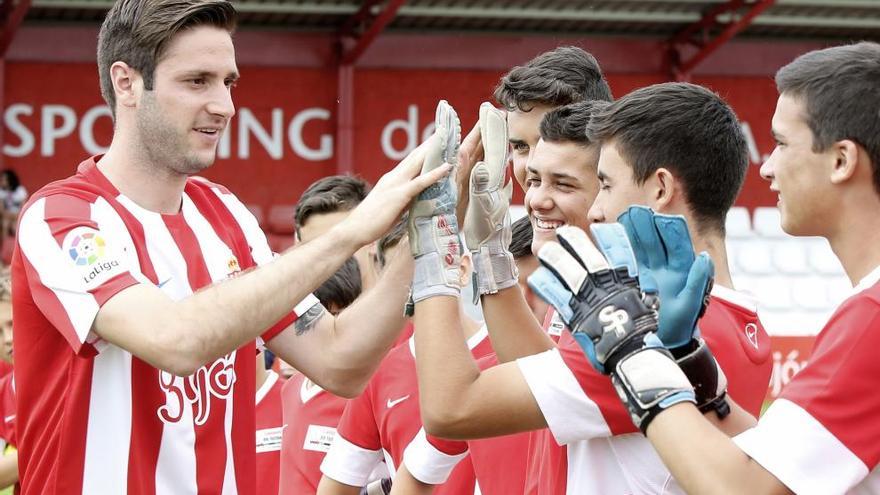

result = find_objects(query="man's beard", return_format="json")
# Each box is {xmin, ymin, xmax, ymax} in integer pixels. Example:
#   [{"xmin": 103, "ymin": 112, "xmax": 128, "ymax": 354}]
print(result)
[{"xmin": 136, "ymin": 92, "xmax": 216, "ymax": 175}]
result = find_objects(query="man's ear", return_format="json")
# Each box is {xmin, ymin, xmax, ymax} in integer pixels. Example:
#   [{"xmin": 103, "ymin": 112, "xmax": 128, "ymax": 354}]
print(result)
[
  {"xmin": 110, "ymin": 61, "xmax": 142, "ymax": 110},
  {"xmin": 651, "ymin": 167, "xmax": 676, "ymax": 212},
  {"xmin": 829, "ymin": 139, "xmax": 861, "ymax": 185},
  {"xmin": 458, "ymin": 251, "xmax": 473, "ymax": 288}
]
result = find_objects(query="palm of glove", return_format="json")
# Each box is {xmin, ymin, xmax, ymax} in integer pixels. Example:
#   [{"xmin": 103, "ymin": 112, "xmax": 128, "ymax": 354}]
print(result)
[
  {"xmin": 464, "ymin": 103, "xmax": 512, "ymax": 250},
  {"xmin": 617, "ymin": 206, "xmax": 714, "ymax": 350},
  {"xmin": 528, "ymin": 224, "xmax": 659, "ymax": 373},
  {"xmin": 409, "ymin": 100, "xmax": 461, "ymax": 259}
]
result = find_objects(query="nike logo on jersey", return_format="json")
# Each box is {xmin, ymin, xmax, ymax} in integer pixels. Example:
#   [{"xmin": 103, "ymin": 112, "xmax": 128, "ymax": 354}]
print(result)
[
  {"xmin": 386, "ymin": 395, "xmax": 410, "ymax": 409},
  {"xmin": 158, "ymin": 277, "xmax": 172, "ymax": 288},
  {"xmin": 745, "ymin": 323, "xmax": 759, "ymax": 350},
  {"xmin": 3, "ymin": 415, "xmax": 13, "ymax": 424}
]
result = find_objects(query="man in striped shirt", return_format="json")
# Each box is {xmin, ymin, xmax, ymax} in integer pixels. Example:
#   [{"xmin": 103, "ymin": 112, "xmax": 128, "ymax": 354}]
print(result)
[{"xmin": 11, "ymin": 1, "xmax": 449, "ymax": 493}]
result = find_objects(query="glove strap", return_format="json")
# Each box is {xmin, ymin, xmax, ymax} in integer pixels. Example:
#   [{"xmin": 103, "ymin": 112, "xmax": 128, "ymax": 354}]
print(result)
[
  {"xmin": 674, "ymin": 337, "xmax": 730, "ymax": 419},
  {"xmin": 471, "ymin": 244, "xmax": 518, "ymax": 304},
  {"xmin": 611, "ymin": 343, "xmax": 696, "ymax": 433},
  {"xmin": 411, "ymin": 214, "xmax": 462, "ymax": 303}
]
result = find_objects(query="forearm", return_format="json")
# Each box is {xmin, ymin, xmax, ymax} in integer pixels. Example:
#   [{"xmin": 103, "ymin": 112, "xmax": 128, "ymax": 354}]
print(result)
[
  {"xmin": 646, "ymin": 403, "xmax": 788, "ymax": 495},
  {"xmin": 414, "ymin": 296, "xmax": 483, "ymax": 436},
  {"xmin": 317, "ymin": 475, "xmax": 363, "ymax": 495},
  {"xmin": 389, "ymin": 465, "xmax": 434, "ymax": 495},
  {"xmin": 481, "ymin": 286, "xmax": 554, "ymax": 362},
  {"xmin": 96, "ymin": 221, "xmax": 363, "ymax": 375},
  {"xmin": 0, "ymin": 451, "xmax": 17, "ymax": 488},
  {"xmin": 328, "ymin": 242, "xmax": 412, "ymax": 381}
]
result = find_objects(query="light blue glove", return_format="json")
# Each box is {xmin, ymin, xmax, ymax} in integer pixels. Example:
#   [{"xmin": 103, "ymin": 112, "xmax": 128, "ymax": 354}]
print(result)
[{"xmin": 617, "ymin": 206, "xmax": 714, "ymax": 350}]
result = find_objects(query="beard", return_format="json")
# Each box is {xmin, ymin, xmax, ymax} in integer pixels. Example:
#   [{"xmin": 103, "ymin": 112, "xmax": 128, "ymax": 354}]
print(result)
[{"xmin": 135, "ymin": 91, "xmax": 217, "ymax": 175}]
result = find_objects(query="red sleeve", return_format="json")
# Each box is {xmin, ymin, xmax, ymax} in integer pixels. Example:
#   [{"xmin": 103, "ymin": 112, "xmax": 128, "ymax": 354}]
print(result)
[
  {"xmin": 17, "ymin": 194, "xmax": 140, "ymax": 354},
  {"xmin": 779, "ymin": 295, "xmax": 880, "ymax": 468},
  {"xmin": 335, "ymin": 379, "xmax": 381, "ymax": 451}
]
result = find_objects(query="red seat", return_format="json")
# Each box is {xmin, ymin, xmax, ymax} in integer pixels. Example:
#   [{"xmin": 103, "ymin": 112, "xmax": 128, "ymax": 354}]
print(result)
[
  {"xmin": 245, "ymin": 204, "xmax": 265, "ymax": 228},
  {"xmin": 267, "ymin": 204, "xmax": 296, "ymax": 236}
]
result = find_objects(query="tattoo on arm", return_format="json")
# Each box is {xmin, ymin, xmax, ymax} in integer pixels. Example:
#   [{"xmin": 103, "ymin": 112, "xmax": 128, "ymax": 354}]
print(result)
[{"xmin": 294, "ymin": 303, "xmax": 326, "ymax": 336}]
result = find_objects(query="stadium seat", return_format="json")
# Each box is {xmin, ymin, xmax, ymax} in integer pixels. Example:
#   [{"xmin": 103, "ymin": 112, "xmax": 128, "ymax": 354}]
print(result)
[
  {"xmin": 725, "ymin": 207, "xmax": 751, "ymax": 239},
  {"xmin": 727, "ymin": 206, "xmax": 848, "ymax": 337}
]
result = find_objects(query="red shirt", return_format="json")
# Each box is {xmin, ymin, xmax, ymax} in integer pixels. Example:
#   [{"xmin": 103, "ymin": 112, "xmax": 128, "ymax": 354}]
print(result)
[
  {"xmin": 12, "ymin": 157, "xmax": 315, "ymax": 494},
  {"xmin": 278, "ymin": 374, "xmax": 348, "ymax": 495},
  {"xmin": 255, "ymin": 371, "xmax": 285, "ymax": 495},
  {"xmin": 519, "ymin": 287, "xmax": 771, "ymax": 494},
  {"xmin": 405, "ymin": 352, "xmax": 531, "ymax": 494},
  {"xmin": 735, "ymin": 269, "xmax": 880, "ymax": 494},
  {"xmin": 321, "ymin": 329, "xmax": 493, "ymax": 493}
]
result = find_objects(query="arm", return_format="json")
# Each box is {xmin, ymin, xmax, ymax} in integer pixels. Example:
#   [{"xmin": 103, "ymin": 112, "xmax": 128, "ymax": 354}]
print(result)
[
  {"xmin": 0, "ymin": 451, "xmax": 17, "ymax": 488},
  {"xmin": 481, "ymin": 287, "xmax": 554, "ymax": 361},
  {"xmin": 414, "ymin": 295, "xmax": 547, "ymax": 439},
  {"xmin": 317, "ymin": 476, "xmax": 363, "ymax": 495},
  {"xmin": 266, "ymin": 240, "xmax": 412, "ymax": 397},
  {"xmin": 646, "ymin": 404, "xmax": 791, "ymax": 495},
  {"xmin": 91, "ymin": 142, "xmax": 448, "ymax": 377},
  {"xmin": 389, "ymin": 465, "xmax": 434, "ymax": 495}
]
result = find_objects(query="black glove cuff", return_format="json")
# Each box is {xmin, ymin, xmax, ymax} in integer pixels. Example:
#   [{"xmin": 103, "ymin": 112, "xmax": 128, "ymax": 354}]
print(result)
[{"xmin": 675, "ymin": 338, "xmax": 730, "ymax": 419}]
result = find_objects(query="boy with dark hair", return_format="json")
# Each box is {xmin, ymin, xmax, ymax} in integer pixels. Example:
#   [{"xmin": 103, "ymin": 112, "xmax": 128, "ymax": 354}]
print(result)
[
  {"xmin": 12, "ymin": 0, "xmax": 449, "ymax": 492},
  {"xmin": 493, "ymin": 46, "xmax": 613, "ymax": 189},
  {"xmin": 560, "ymin": 41, "xmax": 880, "ymax": 495}
]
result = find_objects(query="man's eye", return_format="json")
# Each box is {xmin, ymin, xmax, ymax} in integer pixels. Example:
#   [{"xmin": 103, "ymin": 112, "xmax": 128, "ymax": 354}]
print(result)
[{"xmin": 512, "ymin": 143, "xmax": 529, "ymax": 153}]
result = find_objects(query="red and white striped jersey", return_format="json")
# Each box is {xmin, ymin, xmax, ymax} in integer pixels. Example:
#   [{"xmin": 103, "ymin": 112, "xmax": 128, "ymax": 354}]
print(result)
[
  {"xmin": 12, "ymin": 157, "xmax": 316, "ymax": 494},
  {"xmin": 321, "ymin": 329, "xmax": 492, "ymax": 494},
  {"xmin": 735, "ymin": 267, "xmax": 880, "ymax": 495},
  {"xmin": 518, "ymin": 287, "xmax": 771, "ymax": 494},
  {"xmin": 255, "ymin": 370, "xmax": 286, "ymax": 495},
  {"xmin": 278, "ymin": 374, "xmax": 348, "ymax": 495}
]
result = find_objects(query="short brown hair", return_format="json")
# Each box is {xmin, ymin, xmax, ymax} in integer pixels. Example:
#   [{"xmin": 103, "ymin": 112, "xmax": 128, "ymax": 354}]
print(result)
[
  {"xmin": 539, "ymin": 100, "xmax": 609, "ymax": 147},
  {"xmin": 587, "ymin": 83, "xmax": 748, "ymax": 234},
  {"xmin": 776, "ymin": 42, "xmax": 880, "ymax": 193},
  {"xmin": 295, "ymin": 175, "xmax": 370, "ymax": 237},
  {"xmin": 494, "ymin": 46, "xmax": 613, "ymax": 112},
  {"xmin": 97, "ymin": 0, "xmax": 237, "ymax": 117}
]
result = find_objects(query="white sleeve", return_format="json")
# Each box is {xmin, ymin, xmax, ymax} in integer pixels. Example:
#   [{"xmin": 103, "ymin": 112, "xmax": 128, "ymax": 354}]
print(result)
[
  {"xmin": 320, "ymin": 434, "xmax": 385, "ymax": 487},
  {"xmin": 516, "ymin": 349, "xmax": 612, "ymax": 445},
  {"xmin": 733, "ymin": 399, "xmax": 870, "ymax": 495},
  {"xmin": 402, "ymin": 428, "xmax": 469, "ymax": 485}
]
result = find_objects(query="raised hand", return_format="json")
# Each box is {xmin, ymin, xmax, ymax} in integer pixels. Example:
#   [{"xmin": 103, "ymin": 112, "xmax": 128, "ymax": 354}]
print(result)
[
  {"xmin": 527, "ymin": 224, "xmax": 697, "ymax": 431},
  {"xmin": 463, "ymin": 103, "xmax": 517, "ymax": 302},
  {"xmin": 408, "ymin": 101, "xmax": 465, "ymax": 302}
]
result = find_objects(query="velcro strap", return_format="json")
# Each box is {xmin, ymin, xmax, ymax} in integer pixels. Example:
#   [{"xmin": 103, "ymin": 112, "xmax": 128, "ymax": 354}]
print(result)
[
  {"xmin": 471, "ymin": 246, "xmax": 518, "ymax": 303},
  {"xmin": 413, "ymin": 251, "xmax": 461, "ymax": 302},
  {"xmin": 612, "ymin": 345, "xmax": 695, "ymax": 432}
]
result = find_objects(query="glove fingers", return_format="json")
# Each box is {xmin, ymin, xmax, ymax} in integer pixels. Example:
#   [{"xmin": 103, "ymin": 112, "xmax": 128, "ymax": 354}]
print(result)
[
  {"xmin": 424, "ymin": 101, "xmax": 460, "ymax": 174},
  {"xmin": 683, "ymin": 252, "xmax": 714, "ymax": 301},
  {"xmin": 590, "ymin": 223, "xmax": 638, "ymax": 278},
  {"xmin": 555, "ymin": 226, "xmax": 610, "ymax": 275},
  {"xmin": 470, "ymin": 162, "xmax": 491, "ymax": 194},
  {"xmin": 654, "ymin": 214, "xmax": 696, "ymax": 271},
  {"xmin": 618, "ymin": 206, "xmax": 665, "ymax": 268},
  {"xmin": 527, "ymin": 266, "xmax": 575, "ymax": 323},
  {"xmin": 479, "ymin": 103, "xmax": 508, "ymax": 175},
  {"xmin": 536, "ymin": 241, "xmax": 588, "ymax": 294}
]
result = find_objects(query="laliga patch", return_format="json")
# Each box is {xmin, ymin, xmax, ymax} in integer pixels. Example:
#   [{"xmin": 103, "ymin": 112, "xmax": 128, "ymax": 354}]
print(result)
[
  {"xmin": 62, "ymin": 226, "xmax": 125, "ymax": 288},
  {"xmin": 303, "ymin": 424, "xmax": 336, "ymax": 453},
  {"xmin": 256, "ymin": 426, "xmax": 284, "ymax": 453}
]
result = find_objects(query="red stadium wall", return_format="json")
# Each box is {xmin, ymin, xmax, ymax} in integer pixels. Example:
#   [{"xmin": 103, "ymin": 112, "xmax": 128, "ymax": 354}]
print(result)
[{"xmin": 2, "ymin": 63, "xmax": 778, "ymax": 210}]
